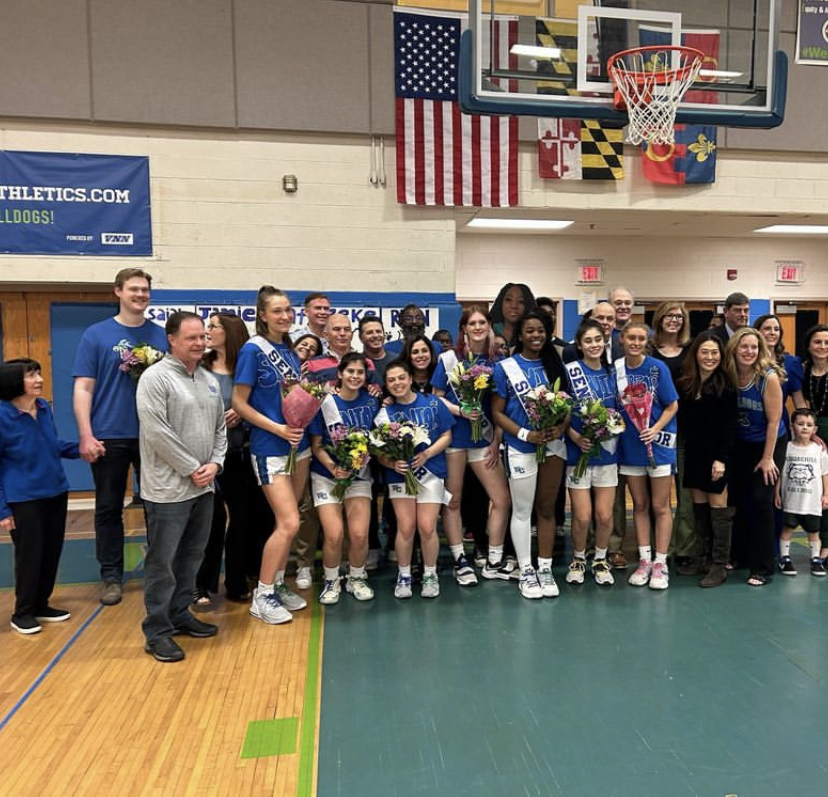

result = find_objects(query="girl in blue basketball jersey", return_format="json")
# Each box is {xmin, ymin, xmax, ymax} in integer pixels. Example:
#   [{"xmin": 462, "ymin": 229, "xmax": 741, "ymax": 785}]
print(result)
[
  {"xmin": 724, "ymin": 327, "xmax": 786, "ymax": 586},
  {"xmin": 233, "ymin": 286, "xmax": 310, "ymax": 626},
  {"xmin": 563, "ymin": 320, "xmax": 619, "ymax": 587},
  {"xmin": 616, "ymin": 321, "xmax": 679, "ymax": 591},
  {"xmin": 431, "ymin": 307, "xmax": 511, "ymax": 586},
  {"xmin": 309, "ymin": 353, "xmax": 378, "ymax": 605},
  {"xmin": 377, "ymin": 360, "xmax": 454, "ymax": 600},
  {"xmin": 492, "ymin": 311, "xmax": 568, "ymax": 601}
]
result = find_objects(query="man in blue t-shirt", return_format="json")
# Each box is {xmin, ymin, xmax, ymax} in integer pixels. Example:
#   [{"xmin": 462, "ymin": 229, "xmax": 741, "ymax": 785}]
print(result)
[{"xmin": 72, "ymin": 268, "xmax": 169, "ymax": 606}]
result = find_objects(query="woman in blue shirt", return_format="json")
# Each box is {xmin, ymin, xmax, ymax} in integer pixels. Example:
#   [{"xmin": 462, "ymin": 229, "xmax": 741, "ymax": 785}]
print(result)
[
  {"xmin": 309, "ymin": 353, "xmax": 378, "ymax": 605},
  {"xmin": 233, "ymin": 286, "xmax": 310, "ymax": 625},
  {"xmin": 724, "ymin": 327, "xmax": 786, "ymax": 586},
  {"xmin": 616, "ymin": 321, "xmax": 679, "ymax": 591},
  {"xmin": 492, "ymin": 311, "xmax": 568, "ymax": 601},
  {"xmin": 376, "ymin": 360, "xmax": 454, "ymax": 600},
  {"xmin": 0, "ymin": 359, "xmax": 79, "ymax": 635}
]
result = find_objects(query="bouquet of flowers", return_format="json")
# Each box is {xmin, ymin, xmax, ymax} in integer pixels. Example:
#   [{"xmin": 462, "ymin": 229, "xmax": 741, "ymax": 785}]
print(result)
[
  {"xmin": 368, "ymin": 420, "xmax": 431, "ymax": 496},
  {"xmin": 119, "ymin": 343, "xmax": 165, "ymax": 384},
  {"xmin": 447, "ymin": 355, "xmax": 493, "ymax": 443},
  {"xmin": 620, "ymin": 382, "xmax": 655, "ymax": 467},
  {"xmin": 572, "ymin": 398, "xmax": 626, "ymax": 478},
  {"xmin": 281, "ymin": 380, "xmax": 326, "ymax": 474},
  {"xmin": 325, "ymin": 426, "xmax": 371, "ymax": 500},
  {"xmin": 523, "ymin": 378, "xmax": 573, "ymax": 463}
]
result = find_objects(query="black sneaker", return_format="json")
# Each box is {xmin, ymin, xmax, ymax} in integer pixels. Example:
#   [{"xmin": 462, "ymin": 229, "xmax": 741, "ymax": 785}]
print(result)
[
  {"xmin": 811, "ymin": 558, "xmax": 826, "ymax": 577},
  {"xmin": 779, "ymin": 556, "xmax": 797, "ymax": 576},
  {"xmin": 11, "ymin": 614, "xmax": 42, "ymax": 635},
  {"xmin": 453, "ymin": 553, "xmax": 478, "ymax": 586},
  {"xmin": 144, "ymin": 637, "xmax": 185, "ymax": 662},
  {"xmin": 173, "ymin": 615, "xmax": 218, "ymax": 638},
  {"xmin": 35, "ymin": 607, "xmax": 71, "ymax": 623}
]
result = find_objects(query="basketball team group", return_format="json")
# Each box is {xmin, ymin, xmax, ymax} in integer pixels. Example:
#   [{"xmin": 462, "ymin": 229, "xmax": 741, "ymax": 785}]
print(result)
[{"xmin": 3, "ymin": 268, "xmax": 828, "ymax": 662}]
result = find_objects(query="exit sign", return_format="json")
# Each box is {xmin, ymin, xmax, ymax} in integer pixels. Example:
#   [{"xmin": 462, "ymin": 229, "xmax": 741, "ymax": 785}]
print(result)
[
  {"xmin": 577, "ymin": 261, "xmax": 604, "ymax": 284},
  {"xmin": 776, "ymin": 261, "xmax": 805, "ymax": 283}
]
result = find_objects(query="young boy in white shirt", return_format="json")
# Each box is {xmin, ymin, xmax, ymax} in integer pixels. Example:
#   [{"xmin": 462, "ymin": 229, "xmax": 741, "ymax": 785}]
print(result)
[{"xmin": 775, "ymin": 408, "xmax": 828, "ymax": 576}]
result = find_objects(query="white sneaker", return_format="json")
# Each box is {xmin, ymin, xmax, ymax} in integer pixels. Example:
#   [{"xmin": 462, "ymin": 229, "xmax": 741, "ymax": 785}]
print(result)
[
  {"xmin": 345, "ymin": 575, "xmax": 375, "ymax": 601},
  {"xmin": 649, "ymin": 562, "xmax": 670, "ymax": 590},
  {"xmin": 591, "ymin": 558, "xmax": 615, "ymax": 586},
  {"xmin": 628, "ymin": 560, "xmax": 653, "ymax": 587},
  {"xmin": 565, "ymin": 559, "xmax": 587, "ymax": 585},
  {"xmin": 318, "ymin": 578, "xmax": 341, "ymax": 605},
  {"xmin": 518, "ymin": 567, "xmax": 543, "ymax": 599},
  {"xmin": 295, "ymin": 567, "xmax": 313, "ymax": 590},
  {"xmin": 421, "ymin": 574, "xmax": 440, "ymax": 598},
  {"xmin": 250, "ymin": 588, "xmax": 292, "ymax": 625},
  {"xmin": 394, "ymin": 573, "xmax": 413, "ymax": 599},
  {"xmin": 274, "ymin": 581, "xmax": 308, "ymax": 611},
  {"xmin": 537, "ymin": 566, "xmax": 560, "ymax": 597}
]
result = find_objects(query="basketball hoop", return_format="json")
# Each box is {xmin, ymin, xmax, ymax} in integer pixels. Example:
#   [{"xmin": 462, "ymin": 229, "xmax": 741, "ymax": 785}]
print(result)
[{"xmin": 607, "ymin": 45, "xmax": 704, "ymax": 145}]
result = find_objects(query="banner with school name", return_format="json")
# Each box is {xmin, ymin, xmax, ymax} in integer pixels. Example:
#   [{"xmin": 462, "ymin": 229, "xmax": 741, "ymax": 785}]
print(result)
[
  {"xmin": 0, "ymin": 150, "xmax": 151, "ymax": 255},
  {"xmin": 147, "ymin": 304, "xmax": 442, "ymax": 346}
]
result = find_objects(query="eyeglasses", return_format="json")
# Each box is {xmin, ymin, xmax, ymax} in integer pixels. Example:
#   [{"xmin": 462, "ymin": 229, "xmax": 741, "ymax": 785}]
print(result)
[{"xmin": 664, "ymin": 314, "xmax": 683, "ymax": 321}]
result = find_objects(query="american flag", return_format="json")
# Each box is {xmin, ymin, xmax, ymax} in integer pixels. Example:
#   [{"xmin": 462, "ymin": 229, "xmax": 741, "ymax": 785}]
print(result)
[{"xmin": 394, "ymin": 10, "xmax": 519, "ymax": 207}]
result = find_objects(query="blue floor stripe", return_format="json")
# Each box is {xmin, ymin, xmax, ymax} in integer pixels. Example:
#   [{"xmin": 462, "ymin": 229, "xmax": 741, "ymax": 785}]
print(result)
[{"xmin": 0, "ymin": 605, "xmax": 104, "ymax": 734}]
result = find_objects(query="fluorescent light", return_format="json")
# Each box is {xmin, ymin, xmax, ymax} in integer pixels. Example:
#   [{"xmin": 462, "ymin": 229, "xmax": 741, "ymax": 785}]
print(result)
[
  {"xmin": 510, "ymin": 44, "xmax": 562, "ymax": 60},
  {"xmin": 698, "ymin": 69, "xmax": 743, "ymax": 79},
  {"xmin": 467, "ymin": 219, "xmax": 574, "ymax": 231},
  {"xmin": 755, "ymin": 224, "xmax": 828, "ymax": 234}
]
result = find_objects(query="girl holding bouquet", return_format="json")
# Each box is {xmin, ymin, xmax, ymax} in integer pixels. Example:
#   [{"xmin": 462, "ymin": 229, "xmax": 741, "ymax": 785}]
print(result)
[
  {"xmin": 233, "ymin": 286, "xmax": 310, "ymax": 625},
  {"xmin": 563, "ymin": 320, "xmax": 621, "ymax": 586},
  {"xmin": 309, "ymin": 353, "xmax": 378, "ymax": 605},
  {"xmin": 724, "ymin": 328, "xmax": 786, "ymax": 586},
  {"xmin": 492, "ymin": 311, "xmax": 569, "ymax": 600},
  {"xmin": 616, "ymin": 321, "xmax": 679, "ymax": 591},
  {"xmin": 376, "ymin": 360, "xmax": 454, "ymax": 600},
  {"xmin": 431, "ymin": 307, "xmax": 511, "ymax": 585}
]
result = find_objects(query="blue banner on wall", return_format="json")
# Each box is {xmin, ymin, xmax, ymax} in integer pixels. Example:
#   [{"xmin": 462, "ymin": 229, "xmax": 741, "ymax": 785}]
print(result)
[{"xmin": 0, "ymin": 150, "xmax": 151, "ymax": 255}]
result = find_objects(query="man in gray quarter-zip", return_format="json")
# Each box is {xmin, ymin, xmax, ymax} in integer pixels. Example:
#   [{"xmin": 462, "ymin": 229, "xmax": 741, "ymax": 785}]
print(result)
[{"xmin": 136, "ymin": 311, "xmax": 227, "ymax": 663}]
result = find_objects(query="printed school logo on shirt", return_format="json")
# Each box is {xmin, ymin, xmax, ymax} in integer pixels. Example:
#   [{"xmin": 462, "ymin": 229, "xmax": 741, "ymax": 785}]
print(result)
[
  {"xmin": 386, "ymin": 403, "xmax": 440, "ymax": 432},
  {"xmin": 787, "ymin": 462, "xmax": 815, "ymax": 487}
]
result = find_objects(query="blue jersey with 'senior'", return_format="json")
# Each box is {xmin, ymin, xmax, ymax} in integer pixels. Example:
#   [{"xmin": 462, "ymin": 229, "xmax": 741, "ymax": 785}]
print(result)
[
  {"xmin": 617, "ymin": 356, "xmax": 678, "ymax": 467},
  {"xmin": 308, "ymin": 390, "xmax": 378, "ymax": 480},
  {"xmin": 565, "ymin": 360, "xmax": 619, "ymax": 467}
]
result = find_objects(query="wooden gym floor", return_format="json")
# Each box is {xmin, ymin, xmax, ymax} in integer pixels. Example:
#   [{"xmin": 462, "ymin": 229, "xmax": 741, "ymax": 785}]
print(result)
[{"xmin": 3, "ymin": 509, "xmax": 828, "ymax": 796}]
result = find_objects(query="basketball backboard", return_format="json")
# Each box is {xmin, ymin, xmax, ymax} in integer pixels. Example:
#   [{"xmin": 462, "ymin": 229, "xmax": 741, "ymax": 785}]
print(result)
[{"xmin": 460, "ymin": 0, "xmax": 786, "ymax": 127}]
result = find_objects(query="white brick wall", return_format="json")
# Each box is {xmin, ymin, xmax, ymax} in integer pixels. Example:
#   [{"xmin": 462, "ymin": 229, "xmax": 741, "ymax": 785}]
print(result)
[{"xmin": 1, "ymin": 121, "xmax": 826, "ymax": 303}]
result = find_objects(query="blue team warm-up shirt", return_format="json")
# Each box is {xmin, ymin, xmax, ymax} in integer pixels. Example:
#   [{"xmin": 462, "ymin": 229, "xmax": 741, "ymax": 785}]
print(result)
[
  {"xmin": 72, "ymin": 317, "xmax": 169, "ymax": 439},
  {"xmin": 308, "ymin": 390, "xmax": 378, "ymax": 480},
  {"xmin": 565, "ymin": 360, "xmax": 619, "ymax": 468},
  {"xmin": 234, "ymin": 340, "xmax": 308, "ymax": 457},
  {"xmin": 616, "ymin": 356, "xmax": 679, "ymax": 467},
  {"xmin": 430, "ymin": 352, "xmax": 493, "ymax": 450},
  {"xmin": 378, "ymin": 392, "xmax": 455, "ymax": 483}
]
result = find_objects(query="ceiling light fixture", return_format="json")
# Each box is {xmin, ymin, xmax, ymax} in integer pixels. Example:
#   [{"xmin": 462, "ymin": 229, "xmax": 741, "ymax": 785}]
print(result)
[
  {"xmin": 467, "ymin": 219, "xmax": 574, "ymax": 231},
  {"xmin": 755, "ymin": 224, "xmax": 828, "ymax": 234},
  {"xmin": 510, "ymin": 44, "xmax": 562, "ymax": 60}
]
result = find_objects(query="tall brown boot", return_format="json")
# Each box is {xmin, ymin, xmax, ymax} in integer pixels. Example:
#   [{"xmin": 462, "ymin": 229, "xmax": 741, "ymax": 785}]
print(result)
[
  {"xmin": 680, "ymin": 503, "xmax": 712, "ymax": 575},
  {"xmin": 700, "ymin": 506, "xmax": 734, "ymax": 588}
]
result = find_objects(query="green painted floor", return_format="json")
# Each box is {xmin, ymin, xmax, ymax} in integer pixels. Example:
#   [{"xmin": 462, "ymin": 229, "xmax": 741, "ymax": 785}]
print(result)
[{"xmin": 318, "ymin": 551, "xmax": 828, "ymax": 797}]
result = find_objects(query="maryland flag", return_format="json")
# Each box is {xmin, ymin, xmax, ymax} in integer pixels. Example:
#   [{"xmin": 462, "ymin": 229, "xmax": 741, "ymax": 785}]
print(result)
[
  {"xmin": 639, "ymin": 27, "xmax": 719, "ymax": 185},
  {"xmin": 536, "ymin": 18, "xmax": 624, "ymax": 180}
]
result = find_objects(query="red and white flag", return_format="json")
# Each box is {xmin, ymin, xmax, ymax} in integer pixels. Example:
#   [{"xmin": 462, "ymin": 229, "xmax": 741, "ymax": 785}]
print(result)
[{"xmin": 394, "ymin": 10, "xmax": 518, "ymax": 207}]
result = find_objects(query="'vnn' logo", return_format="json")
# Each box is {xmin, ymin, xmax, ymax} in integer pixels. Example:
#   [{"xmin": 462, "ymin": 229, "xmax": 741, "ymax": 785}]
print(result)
[{"xmin": 101, "ymin": 232, "xmax": 134, "ymax": 245}]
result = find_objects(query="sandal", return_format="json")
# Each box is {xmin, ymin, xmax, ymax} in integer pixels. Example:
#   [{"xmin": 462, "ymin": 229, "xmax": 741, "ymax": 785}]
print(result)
[
  {"xmin": 746, "ymin": 574, "xmax": 770, "ymax": 587},
  {"xmin": 192, "ymin": 588, "xmax": 213, "ymax": 610}
]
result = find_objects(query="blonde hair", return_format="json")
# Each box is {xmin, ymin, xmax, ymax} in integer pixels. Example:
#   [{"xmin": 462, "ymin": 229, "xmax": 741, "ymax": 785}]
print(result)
[
  {"xmin": 620, "ymin": 320, "xmax": 652, "ymax": 355},
  {"xmin": 725, "ymin": 327, "xmax": 785, "ymax": 386},
  {"xmin": 652, "ymin": 301, "xmax": 690, "ymax": 347}
]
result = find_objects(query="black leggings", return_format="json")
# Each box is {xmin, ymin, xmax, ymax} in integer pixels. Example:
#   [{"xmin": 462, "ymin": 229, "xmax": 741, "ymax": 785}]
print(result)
[{"xmin": 729, "ymin": 435, "xmax": 786, "ymax": 576}]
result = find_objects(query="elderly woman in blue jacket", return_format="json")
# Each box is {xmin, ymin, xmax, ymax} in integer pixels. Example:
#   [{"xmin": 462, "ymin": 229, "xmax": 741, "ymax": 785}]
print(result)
[{"xmin": 0, "ymin": 359, "xmax": 79, "ymax": 635}]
